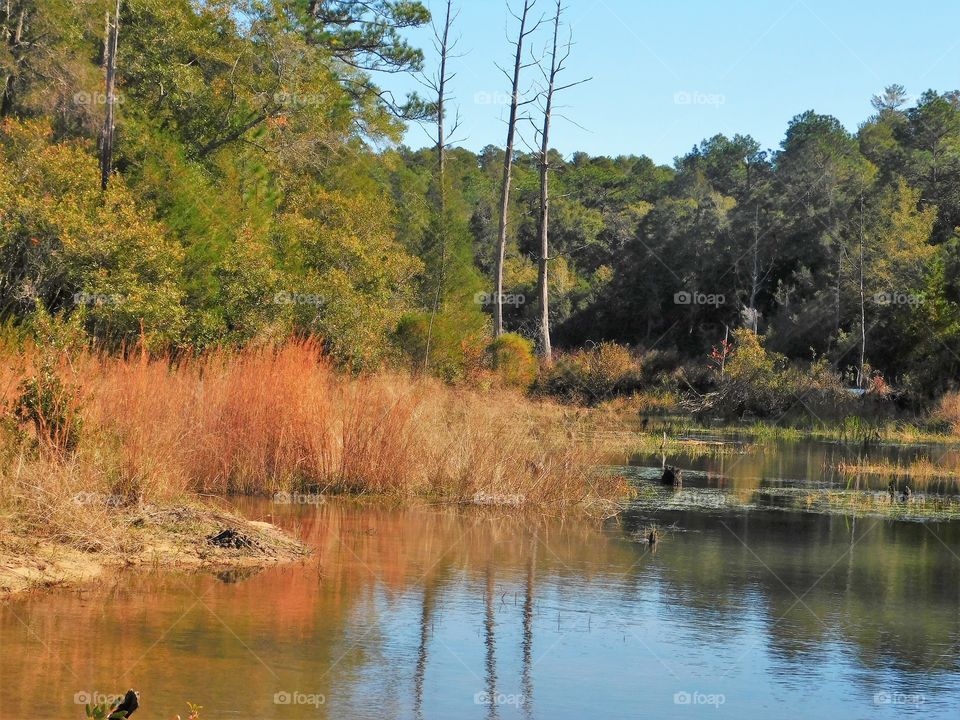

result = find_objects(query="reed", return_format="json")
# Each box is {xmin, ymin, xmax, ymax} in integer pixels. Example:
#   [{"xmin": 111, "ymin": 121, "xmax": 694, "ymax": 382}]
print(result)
[{"xmin": 0, "ymin": 339, "xmax": 627, "ymax": 551}]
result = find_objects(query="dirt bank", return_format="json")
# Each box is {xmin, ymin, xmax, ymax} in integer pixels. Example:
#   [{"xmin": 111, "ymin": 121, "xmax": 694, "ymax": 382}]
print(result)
[{"xmin": 0, "ymin": 502, "xmax": 310, "ymax": 599}]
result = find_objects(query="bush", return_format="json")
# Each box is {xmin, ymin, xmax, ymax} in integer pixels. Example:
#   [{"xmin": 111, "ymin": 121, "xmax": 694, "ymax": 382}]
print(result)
[
  {"xmin": 0, "ymin": 119, "xmax": 186, "ymax": 350},
  {"xmin": 933, "ymin": 391, "xmax": 960, "ymax": 433},
  {"xmin": 537, "ymin": 342, "xmax": 642, "ymax": 403},
  {"xmin": 693, "ymin": 329, "xmax": 858, "ymax": 420},
  {"xmin": 488, "ymin": 333, "xmax": 537, "ymax": 389},
  {"xmin": 13, "ymin": 360, "xmax": 82, "ymax": 454},
  {"xmin": 394, "ymin": 311, "xmax": 488, "ymax": 383}
]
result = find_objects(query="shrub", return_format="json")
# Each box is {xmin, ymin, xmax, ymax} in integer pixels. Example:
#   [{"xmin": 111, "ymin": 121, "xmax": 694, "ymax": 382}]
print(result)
[
  {"xmin": 488, "ymin": 333, "xmax": 537, "ymax": 389},
  {"xmin": 13, "ymin": 360, "xmax": 82, "ymax": 454},
  {"xmin": 0, "ymin": 119, "xmax": 186, "ymax": 350},
  {"xmin": 537, "ymin": 342, "xmax": 642, "ymax": 403},
  {"xmin": 694, "ymin": 329, "xmax": 860, "ymax": 420},
  {"xmin": 394, "ymin": 311, "xmax": 487, "ymax": 383},
  {"xmin": 933, "ymin": 391, "xmax": 960, "ymax": 433}
]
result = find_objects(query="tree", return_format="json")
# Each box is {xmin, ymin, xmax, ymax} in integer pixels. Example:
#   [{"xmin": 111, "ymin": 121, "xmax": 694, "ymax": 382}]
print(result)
[
  {"xmin": 493, "ymin": 0, "xmax": 541, "ymax": 338},
  {"xmin": 533, "ymin": 0, "xmax": 588, "ymax": 362},
  {"xmin": 420, "ymin": 0, "xmax": 460, "ymax": 370},
  {"xmin": 0, "ymin": 120, "xmax": 185, "ymax": 349},
  {"xmin": 901, "ymin": 90, "xmax": 960, "ymax": 242},
  {"xmin": 99, "ymin": 0, "xmax": 120, "ymax": 190},
  {"xmin": 301, "ymin": 0, "xmax": 433, "ymax": 119}
]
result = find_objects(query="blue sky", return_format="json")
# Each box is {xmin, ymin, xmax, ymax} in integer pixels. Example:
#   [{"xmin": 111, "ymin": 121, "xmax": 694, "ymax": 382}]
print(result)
[{"xmin": 383, "ymin": 0, "xmax": 960, "ymax": 165}]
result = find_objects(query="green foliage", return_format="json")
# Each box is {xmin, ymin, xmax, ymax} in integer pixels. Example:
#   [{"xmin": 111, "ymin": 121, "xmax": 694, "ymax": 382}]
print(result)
[
  {"xmin": 0, "ymin": 119, "xmax": 185, "ymax": 350},
  {"xmin": 537, "ymin": 342, "xmax": 643, "ymax": 404},
  {"xmin": 488, "ymin": 333, "xmax": 537, "ymax": 389},
  {"xmin": 395, "ymin": 309, "xmax": 488, "ymax": 383},
  {"xmin": 14, "ymin": 358, "xmax": 82, "ymax": 453},
  {"xmin": 701, "ymin": 329, "xmax": 853, "ymax": 420},
  {"xmin": 2, "ymin": 0, "xmax": 960, "ymax": 410}
]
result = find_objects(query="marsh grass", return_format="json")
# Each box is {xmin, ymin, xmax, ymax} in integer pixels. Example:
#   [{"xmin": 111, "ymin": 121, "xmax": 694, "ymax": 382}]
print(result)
[
  {"xmin": 0, "ymin": 339, "xmax": 627, "ymax": 554},
  {"xmin": 834, "ymin": 457, "xmax": 960, "ymax": 493},
  {"xmin": 799, "ymin": 490, "xmax": 960, "ymax": 520}
]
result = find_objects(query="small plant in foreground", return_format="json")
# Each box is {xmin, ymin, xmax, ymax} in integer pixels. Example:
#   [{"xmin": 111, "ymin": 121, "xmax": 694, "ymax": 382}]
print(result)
[
  {"xmin": 174, "ymin": 701, "xmax": 202, "ymax": 720},
  {"xmin": 13, "ymin": 359, "xmax": 82, "ymax": 453}
]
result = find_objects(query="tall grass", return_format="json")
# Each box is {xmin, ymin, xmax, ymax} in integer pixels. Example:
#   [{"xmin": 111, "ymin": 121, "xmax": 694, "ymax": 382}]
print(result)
[{"xmin": 0, "ymin": 340, "xmax": 625, "ymax": 540}]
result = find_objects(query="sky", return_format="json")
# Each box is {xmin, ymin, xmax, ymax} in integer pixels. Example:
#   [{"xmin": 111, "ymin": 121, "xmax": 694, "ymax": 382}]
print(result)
[{"xmin": 382, "ymin": 0, "xmax": 960, "ymax": 166}]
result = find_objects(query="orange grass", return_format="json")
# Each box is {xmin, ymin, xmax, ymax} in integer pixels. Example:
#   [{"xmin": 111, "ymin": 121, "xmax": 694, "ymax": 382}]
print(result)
[{"xmin": 0, "ymin": 340, "xmax": 627, "ymax": 535}]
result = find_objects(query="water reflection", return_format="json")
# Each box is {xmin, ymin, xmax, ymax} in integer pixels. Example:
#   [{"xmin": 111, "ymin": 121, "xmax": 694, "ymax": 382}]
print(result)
[
  {"xmin": 630, "ymin": 434, "xmax": 960, "ymax": 494},
  {"xmin": 1, "ymin": 499, "xmax": 959, "ymax": 718}
]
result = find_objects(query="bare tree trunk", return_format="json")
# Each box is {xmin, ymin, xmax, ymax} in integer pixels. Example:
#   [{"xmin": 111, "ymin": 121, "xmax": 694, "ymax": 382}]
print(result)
[
  {"xmin": 423, "ymin": 0, "xmax": 456, "ymax": 370},
  {"xmin": 99, "ymin": 0, "xmax": 121, "ymax": 191},
  {"xmin": 858, "ymin": 195, "xmax": 866, "ymax": 388},
  {"xmin": 534, "ymin": 0, "xmax": 587, "ymax": 362},
  {"xmin": 1, "ymin": 4, "xmax": 25, "ymax": 117},
  {"xmin": 494, "ymin": 0, "xmax": 536, "ymax": 338},
  {"xmin": 834, "ymin": 227, "xmax": 842, "ymax": 343},
  {"xmin": 536, "ymin": 136, "xmax": 552, "ymax": 361},
  {"xmin": 748, "ymin": 204, "xmax": 759, "ymax": 333},
  {"xmin": 536, "ymin": 0, "xmax": 563, "ymax": 363}
]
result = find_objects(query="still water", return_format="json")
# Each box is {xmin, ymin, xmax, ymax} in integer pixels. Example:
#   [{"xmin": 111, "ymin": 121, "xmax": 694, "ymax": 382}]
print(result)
[{"xmin": 2, "ymin": 495, "xmax": 960, "ymax": 719}]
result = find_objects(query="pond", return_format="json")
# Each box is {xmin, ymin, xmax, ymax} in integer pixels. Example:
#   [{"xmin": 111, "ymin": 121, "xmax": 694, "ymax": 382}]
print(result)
[
  {"xmin": 2, "ymin": 493, "xmax": 960, "ymax": 718},
  {"xmin": 629, "ymin": 430, "xmax": 960, "ymax": 493}
]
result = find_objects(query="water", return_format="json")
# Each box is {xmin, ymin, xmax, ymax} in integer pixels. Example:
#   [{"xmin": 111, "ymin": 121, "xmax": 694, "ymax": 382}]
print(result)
[
  {"xmin": 629, "ymin": 432, "xmax": 960, "ymax": 494},
  {"xmin": 2, "ymin": 492, "xmax": 960, "ymax": 719}
]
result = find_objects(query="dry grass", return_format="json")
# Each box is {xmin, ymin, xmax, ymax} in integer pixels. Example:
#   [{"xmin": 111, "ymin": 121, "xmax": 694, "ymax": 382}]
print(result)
[
  {"xmin": 834, "ymin": 457, "xmax": 960, "ymax": 492},
  {"xmin": 0, "ymin": 339, "xmax": 626, "ymax": 552},
  {"xmin": 934, "ymin": 391, "xmax": 960, "ymax": 434}
]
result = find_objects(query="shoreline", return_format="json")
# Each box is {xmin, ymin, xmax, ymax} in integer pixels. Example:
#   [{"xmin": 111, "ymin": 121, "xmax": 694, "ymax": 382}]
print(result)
[{"xmin": 0, "ymin": 501, "xmax": 310, "ymax": 601}]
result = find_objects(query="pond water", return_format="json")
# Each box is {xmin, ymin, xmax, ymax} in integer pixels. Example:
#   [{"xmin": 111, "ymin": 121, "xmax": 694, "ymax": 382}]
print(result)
[
  {"xmin": 2, "ymin": 493, "xmax": 960, "ymax": 719},
  {"xmin": 630, "ymin": 431, "xmax": 960, "ymax": 494}
]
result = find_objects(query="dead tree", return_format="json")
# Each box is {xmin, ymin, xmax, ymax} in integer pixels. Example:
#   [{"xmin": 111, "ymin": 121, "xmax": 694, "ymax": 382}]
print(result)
[
  {"xmin": 533, "ymin": 0, "xmax": 588, "ymax": 363},
  {"xmin": 99, "ymin": 0, "xmax": 121, "ymax": 191},
  {"xmin": 420, "ymin": 0, "xmax": 461, "ymax": 370},
  {"xmin": 493, "ymin": 0, "xmax": 541, "ymax": 338},
  {"xmin": 857, "ymin": 194, "xmax": 866, "ymax": 387}
]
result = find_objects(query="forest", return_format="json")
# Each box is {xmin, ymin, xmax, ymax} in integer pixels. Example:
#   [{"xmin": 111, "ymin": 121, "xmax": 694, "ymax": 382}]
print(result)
[{"xmin": 2, "ymin": 0, "xmax": 960, "ymax": 411}]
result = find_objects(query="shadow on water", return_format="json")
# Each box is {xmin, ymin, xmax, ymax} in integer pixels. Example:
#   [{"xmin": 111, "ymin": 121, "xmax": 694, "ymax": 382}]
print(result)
[{"xmin": 1, "ymin": 499, "xmax": 959, "ymax": 718}]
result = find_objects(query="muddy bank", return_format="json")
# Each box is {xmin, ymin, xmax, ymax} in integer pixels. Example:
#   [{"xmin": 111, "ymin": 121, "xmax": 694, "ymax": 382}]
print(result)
[{"xmin": 0, "ymin": 502, "xmax": 310, "ymax": 599}]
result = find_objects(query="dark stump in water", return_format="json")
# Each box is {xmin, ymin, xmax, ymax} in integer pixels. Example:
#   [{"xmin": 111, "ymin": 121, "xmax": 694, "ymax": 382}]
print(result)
[
  {"xmin": 661, "ymin": 465, "xmax": 683, "ymax": 488},
  {"xmin": 111, "ymin": 690, "xmax": 139, "ymax": 718}
]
